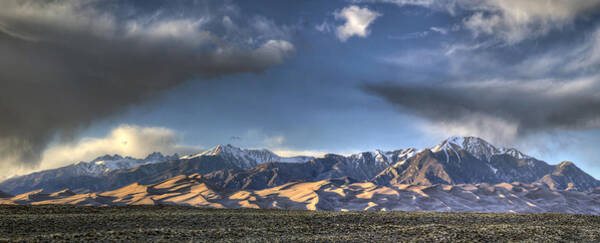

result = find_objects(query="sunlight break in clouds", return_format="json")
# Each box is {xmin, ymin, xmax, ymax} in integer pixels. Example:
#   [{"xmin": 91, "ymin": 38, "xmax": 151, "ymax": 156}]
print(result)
[
  {"xmin": 335, "ymin": 5, "xmax": 382, "ymax": 42},
  {"xmin": 3, "ymin": 125, "xmax": 201, "ymax": 179},
  {"xmin": 0, "ymin": 0, "xmax": 295, "ymax": 170}
]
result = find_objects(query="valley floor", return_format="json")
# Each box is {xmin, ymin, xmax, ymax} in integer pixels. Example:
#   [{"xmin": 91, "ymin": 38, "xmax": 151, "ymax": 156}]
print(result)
[{"xmin": 1, "ymin": 205, "xmax": 599, "ymax": 242}]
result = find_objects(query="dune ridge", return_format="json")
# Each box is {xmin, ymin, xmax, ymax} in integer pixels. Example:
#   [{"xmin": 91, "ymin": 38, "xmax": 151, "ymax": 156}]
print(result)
[{"xmin": 3, "ymin": 174, "xmax": 600, "ymax": 215}]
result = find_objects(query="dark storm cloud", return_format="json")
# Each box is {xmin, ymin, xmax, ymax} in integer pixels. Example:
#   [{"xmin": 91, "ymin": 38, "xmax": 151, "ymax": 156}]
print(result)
[
  {"xmin": 363, "ymin": 76, "xmax": 600, "ymax": 136},
  {"xmin": 363, "ymin": 5, "xmax": 600, "ymax": 142},
  {"xmin": 0, "ymin": 0, "xmax": 295, "ymax": 166}
]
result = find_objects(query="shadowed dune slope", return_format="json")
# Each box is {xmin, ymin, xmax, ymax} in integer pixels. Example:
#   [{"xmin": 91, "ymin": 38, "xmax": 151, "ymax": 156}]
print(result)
[{"xmin": 3, "ymin": 174, "xmax": 600, "ymax": 215}]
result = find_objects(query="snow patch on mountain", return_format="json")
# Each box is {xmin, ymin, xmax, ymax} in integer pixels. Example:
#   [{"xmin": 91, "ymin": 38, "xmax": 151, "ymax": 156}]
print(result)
[
  {"xmin": 73, "ymin": 152, "xmax": 179, "ymax": 176},
  {"xmin": 180, "ymin": 144, "xmax": 314, "ymax": 169},
  {"xmin": 349, "ymin": 148, "xmax": 420, "ymax": 168},
  {"xmin": 432, "ymin": 136, "xmax": 531, "ymax": 162}
]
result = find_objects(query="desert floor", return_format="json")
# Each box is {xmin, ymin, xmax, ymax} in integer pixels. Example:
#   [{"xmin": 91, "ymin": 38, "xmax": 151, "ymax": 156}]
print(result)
[{"xmin": 1, "ymin": 205, "xmax": 599, "ymax": 242}]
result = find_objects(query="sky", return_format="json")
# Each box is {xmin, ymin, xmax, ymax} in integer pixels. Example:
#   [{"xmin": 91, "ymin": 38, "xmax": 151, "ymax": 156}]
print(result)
[{"xmin": 2, "ymin": 0, "xmax": 600, "ymax": 179}]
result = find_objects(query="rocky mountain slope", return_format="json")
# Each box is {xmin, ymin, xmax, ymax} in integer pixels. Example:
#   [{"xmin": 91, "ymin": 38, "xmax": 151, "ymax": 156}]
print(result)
[
  {"xmin": 0, "ymin": 152, "xmax": 178, "ymax": 194},
  {"xmin": 0, "ymin": 145, "xmax": 314, "ymax": 194},
  {"xmin": 203, "ymin": 149, "xmax": 417, "ymax": 191},
  {"xmin": 180, "ymin": 144, "xmax": 313, "ymax": 168},
  {"xmin": 373, "ymin": 137, "xmax": 600, "ymax": 191},
  {"xmin": 1, "ymin": 136, "xmax": 599, "ymax": 215}
]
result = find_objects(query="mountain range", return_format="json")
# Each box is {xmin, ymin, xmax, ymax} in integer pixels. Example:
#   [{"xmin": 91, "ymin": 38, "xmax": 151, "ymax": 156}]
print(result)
[{"xmin": 1, "ymin": 136, "xmax": 600, "ymax": 214}]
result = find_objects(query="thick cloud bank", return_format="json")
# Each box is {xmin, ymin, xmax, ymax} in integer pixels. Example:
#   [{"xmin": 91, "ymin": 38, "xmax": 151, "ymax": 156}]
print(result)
[
  {"xmin": 364, "ymin": 76, "xmax": 600, "ymax": 141},
  {"xmin": 358, "ymin": 0, "xmax": 600, "ymax": 143},
  {"xmin": 0, "ymin": 0, "xmax": 294, "ymax": 169}
]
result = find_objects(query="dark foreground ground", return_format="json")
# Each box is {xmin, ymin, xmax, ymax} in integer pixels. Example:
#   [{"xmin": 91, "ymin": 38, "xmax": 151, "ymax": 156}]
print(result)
[{"xmin": 1, "ymin": 205, "xmax": 600, "ymax": 242}]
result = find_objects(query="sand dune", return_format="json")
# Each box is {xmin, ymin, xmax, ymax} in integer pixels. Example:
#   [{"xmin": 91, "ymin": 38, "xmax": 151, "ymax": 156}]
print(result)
[{"xmin": 3, "ymin": 174, "xmax": 600, "ymax": 215}]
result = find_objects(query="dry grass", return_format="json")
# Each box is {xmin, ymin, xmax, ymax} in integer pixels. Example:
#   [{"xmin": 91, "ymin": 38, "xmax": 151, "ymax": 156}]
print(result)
[{"xmin": 1, "ymin": 205, "xmax": 599, "ymax": 242}]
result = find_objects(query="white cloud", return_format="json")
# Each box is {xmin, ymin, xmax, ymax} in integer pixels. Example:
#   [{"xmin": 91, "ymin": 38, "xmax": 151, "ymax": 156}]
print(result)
[
  {"xmin": 126, "ymin": 18, "xmax": 213, "ymax": 46},
  {"xmin": 263, "ymin": 135, "xmax": 286, "ymax": 147},
  {"xmin": 272, "ymin": 149, "xmax": 327, "ymax": 158},
  {"xmin": 461, "ymin": 0, "xmax": 600, "ymax": 44},
  {"xmin": 419, "ymin": 113, "xmax": 520, "ymax": 146},
  {"xmin": 0, "ymin": 0, "xmax": 116, "ymax": 40},
  {"xmin": 237, "ymin": 129, "xmax": 328, "ymax": 158},
  {"xmin": 0, "ymin": 0, "xmax": 294, "ymax": 57},
  {"xmin": 388, "ymin": 26, "xmax": 448, "ymax": 40},
  {"xmin": 380, "ymin": 49, "xmax": 445, "ymax": 67},
  {"xmin": 253, "ymin": 40, "xmax": 296, "ymax": 66},
  {"xmin": 0, "ymin": 125, "xmax": 202, "ymax": 179},
  {"xmin": 429, "ymin": 26, "xmax": 448, "ymax": 35},
  {"xmin": 486, "ymin": 26, "xmax": 600, "ymax": 76},
  {"xmin": 450, "ymin": 76, "xmax": 600, "ymax": 101},
  {"xmin": 241, "ymin": 129, "xmax": 289, "ymax": 148},
  {"xmin": 355, "ymin": 0, "xmax": 600, "ymax": 44},
  {"xmin": 563, "ymin": 28, "xmax": 600, "ymax": 72},
  {"xmin": 351, "ymin": 0, "xmax": 437, "ymax": 7},
  {"xmin": 38, "ymin": 125, "xmax": 201, "ymax": 171},
  {"xmin": 335, "ymin": 5, "xmax": 382, "ymax": 42},
  {"xmin": 315, "ymin": 21, "xmax": 334, "ymax": 33},
  {"xmin": 222, "ymin": 16, "xmax": 237, "ymax": 32}
]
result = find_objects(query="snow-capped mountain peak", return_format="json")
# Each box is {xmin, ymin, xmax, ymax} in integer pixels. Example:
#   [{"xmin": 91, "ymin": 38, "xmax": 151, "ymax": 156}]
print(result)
[
  {"xmin": 498, "ymin": 148, "xmax": 530, "ymax": 160},
  {"xmin": 144, "ymin": 152, "xmax": 177, "ymax": 161},
  {"xmin": 432, "ymin": 136, "xmax": 531, "ymax": 162},
  {"xmin": 180, "ymin": 144, "xmax": 314, "ymax": 169},
  {"xmin": 90, "ymin": 154, "xmax": 124, "ymax": 163},
  {"xmin": 74, "ymin": 152, "xmax": 178, "ymax": 176},
  {"xmin": 373, "ymin": 149, "xmax": 392, "ymax": 164},
  {"xmin": 203, "ymin": 144, "xmax": 240, "ymax": 156},
  {"xmin": 349, "ymin": 148, "xmax": 420, "ymax": 168},
  {"xmin": 3, "ymin": 138, "xmax": 600, "ymax": 198}
]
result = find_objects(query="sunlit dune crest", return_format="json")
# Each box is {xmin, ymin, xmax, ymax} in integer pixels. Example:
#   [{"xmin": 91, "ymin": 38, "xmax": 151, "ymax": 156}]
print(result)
[{"xmin": 3, "ymin": 174, "xmax": 600, "ymax": 214}]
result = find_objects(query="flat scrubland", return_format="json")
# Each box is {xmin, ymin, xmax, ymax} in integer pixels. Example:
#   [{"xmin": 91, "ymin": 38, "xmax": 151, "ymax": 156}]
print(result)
[{"xmin": 1, "ymin": 205, "xmax": 599, "ymax": 242}]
